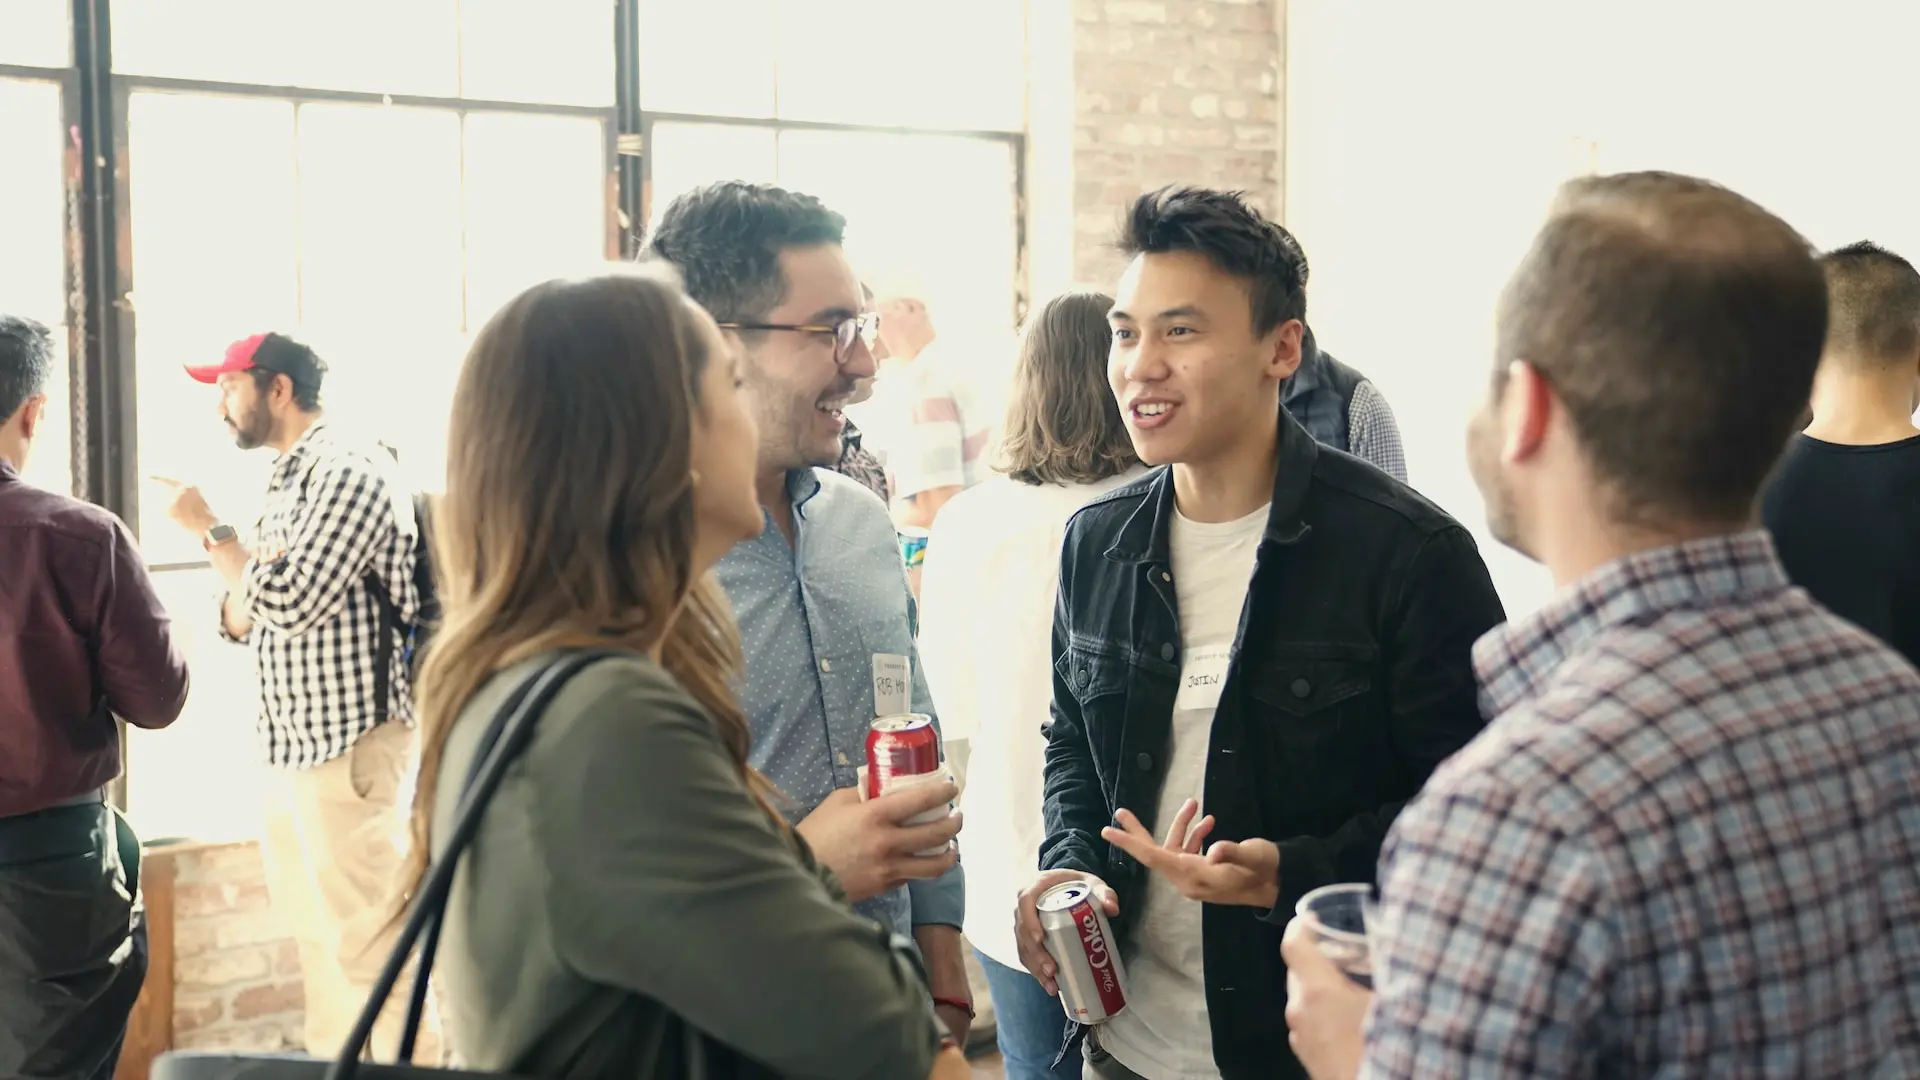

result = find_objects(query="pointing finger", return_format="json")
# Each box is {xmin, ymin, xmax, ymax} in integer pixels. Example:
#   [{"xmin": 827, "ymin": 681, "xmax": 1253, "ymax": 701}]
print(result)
[{"xmin": 1163, "ymin": 798, "xmax": 1198, "ymax": 849}]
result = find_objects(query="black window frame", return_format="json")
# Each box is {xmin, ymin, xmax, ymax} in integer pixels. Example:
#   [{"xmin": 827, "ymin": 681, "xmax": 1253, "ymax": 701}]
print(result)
[{"xmin": 32, "ymin": 0, "xmax": 1027, "ymax": 816}]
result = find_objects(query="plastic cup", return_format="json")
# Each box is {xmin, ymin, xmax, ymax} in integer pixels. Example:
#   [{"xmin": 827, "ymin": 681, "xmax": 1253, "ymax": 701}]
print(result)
[{"xmin": 1295, "ymin": 883, "xmax": 1376, "ymax": 989}]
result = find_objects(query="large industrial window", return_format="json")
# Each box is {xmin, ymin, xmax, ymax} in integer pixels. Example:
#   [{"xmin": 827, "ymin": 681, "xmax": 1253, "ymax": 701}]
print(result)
[
  {"xmin": 112, "ymin": 2, "xmax": 618, "ymax": 841},
  {"xmin": 27, "ymin": 0, "xmax": 1027, "ymax": 843},
  {"xmin": 0, "ymin": 75, "xmax": 72, "ymax": 496}
]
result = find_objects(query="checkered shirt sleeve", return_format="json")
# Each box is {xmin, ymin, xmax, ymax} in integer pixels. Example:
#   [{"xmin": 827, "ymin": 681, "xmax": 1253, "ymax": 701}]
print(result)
[
  {"xmin": 1361, "ymin": 743, "xmax": 1616, "ymax": 1078},
  {"xmin": 1347, "ymin": 379, "xmax": 1408, "ymax": 482}
]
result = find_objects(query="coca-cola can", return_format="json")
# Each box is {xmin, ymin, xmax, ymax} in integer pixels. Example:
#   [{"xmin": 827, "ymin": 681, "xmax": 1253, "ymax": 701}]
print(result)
[
  {"xmin": 1038, "ymin": 880, "xmax": 1128, "ymax": 1024},
  {"xmin": 865, "ymin": 714, "xmax": 951, "ymax": 857},
  {"xmin": 865, "ymin": 714, "xmax": 940, "ymax": 798}
]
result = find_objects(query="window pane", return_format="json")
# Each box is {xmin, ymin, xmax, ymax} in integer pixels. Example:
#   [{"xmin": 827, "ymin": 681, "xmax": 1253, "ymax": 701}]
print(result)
[
  {"xmin": 0, "ymin": 1, "xmax": 69, "ymax": 68},
  {"xmin": 637, "ymin": 0, "xmax": 775, "ymax": 119},
  {"xmin": 125, "ymin": 569, "xmax": 265, "ymax": 844},
  {"xmin": 460, "ymin": 0, "xmax": 614, "ymax": 106},
  {"xmin": 297, "ymin": 104, "xmax": 463, "ymax": 334},
  {"xmin": 296, "ymin": 104, "xmax": 463, "ymax": 474},
  {"xmin": 112, "ymin": 0, "xmax": 459, "ymax": 97},
  {"xmin": 0, "ymin": 78, "xmax": 70, "ymax": 495},
  {"xmin": 128, "ymin": 92, "xmax": 299, "ymax": 564},
  {"xmin": 774, "ymin": 0, "xmax": 1024, "ymax": 130},
  {"xmin": 463, "ymin": 113, "xmax": 609, "ymax": 325},
  {"xmin": 778, "ymin": 130, "xmax": 1019, "ymax": 338},
  {"xmin": 646, "ymin": 122, "xmax": 777, "ymax": 231},
  {"xmin": 0, "ymin": 80, "xmax": 66, "ymax": 325}
]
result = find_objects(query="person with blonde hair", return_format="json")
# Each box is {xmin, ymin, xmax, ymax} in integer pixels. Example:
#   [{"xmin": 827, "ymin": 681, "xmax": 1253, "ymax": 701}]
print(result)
[
  {"xmin": 919, "ymin": 290, "xmax": 1146, "ymax": 1080},
  {"xmin": 400, "ymin": 265, "xmax": 972, "ymax": 1080}
]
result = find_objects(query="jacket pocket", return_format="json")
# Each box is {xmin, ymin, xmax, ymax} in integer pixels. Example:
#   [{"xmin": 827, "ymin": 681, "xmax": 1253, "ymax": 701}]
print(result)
[
  {"xmin": 1057, "ymin": 642, "xmax": 1131, "ymax": 710},
  {"xmin": 1245, "ymin": 642, "xmax": 1377, "ymax": 719},
  {"xmin": 1245, "ymin": 644, "xmax": 1379, "ymax": 808}
]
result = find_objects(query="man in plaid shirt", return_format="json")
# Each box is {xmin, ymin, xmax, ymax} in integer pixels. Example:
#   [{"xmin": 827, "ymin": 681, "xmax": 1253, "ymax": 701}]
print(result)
[
  {"xmin": 158, "ymin": 332, "xmax": 429, "ymax": 1059},
  {"xmin": 1283, "ymin": 171, "xmax": 1920, "ymax": 1077}
]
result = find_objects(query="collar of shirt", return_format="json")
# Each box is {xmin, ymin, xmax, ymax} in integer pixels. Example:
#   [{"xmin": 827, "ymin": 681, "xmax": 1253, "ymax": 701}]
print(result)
[
  {"xmin": 1472, "ymin": 529, "xmax": 1789, "ymax": 717},
  {"xmin": 786, "ymin": 467, "xmax": 824, "ymax": 515},
  {"xmin": 269, "ymin": 419, "xmax": 332, "ymax": 484}
]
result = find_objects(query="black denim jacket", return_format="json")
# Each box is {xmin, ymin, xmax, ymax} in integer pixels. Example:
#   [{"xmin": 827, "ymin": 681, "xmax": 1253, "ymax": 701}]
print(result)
[{"xmin": 1041, "ymin": 411, "xmax": 1506, "ymax": 1079}]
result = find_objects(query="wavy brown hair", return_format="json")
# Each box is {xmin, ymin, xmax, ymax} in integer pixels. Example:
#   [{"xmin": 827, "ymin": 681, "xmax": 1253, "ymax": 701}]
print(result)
[
  {"xmin": 392, "ymin": 265, "xmax": 781, "ymax": 916},
  {"xmin": 997, "ymin": 290, "xmax": 1141, "ymax": 486}
]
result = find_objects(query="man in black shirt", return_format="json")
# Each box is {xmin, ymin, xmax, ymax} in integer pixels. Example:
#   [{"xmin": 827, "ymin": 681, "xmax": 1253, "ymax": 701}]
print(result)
[{"xmin": 1763, "ymin": 240, "xmax": 1920, "ymax": 667}]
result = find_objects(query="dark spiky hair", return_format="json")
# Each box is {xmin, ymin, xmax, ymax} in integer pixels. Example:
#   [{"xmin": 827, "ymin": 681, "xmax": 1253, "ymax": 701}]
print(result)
[
  {"xmin": 1118, "ymin": 186, "xmax": 1308, "ymax": 335},
  {"xmin": 643, "ymin": 182, "xmax": 848, "ymax": 325}
]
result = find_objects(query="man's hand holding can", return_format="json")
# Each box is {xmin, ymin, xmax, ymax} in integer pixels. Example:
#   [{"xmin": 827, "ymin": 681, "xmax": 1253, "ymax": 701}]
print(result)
[
  {"xmin": 1015, "ymin": 871, "xmax": 1124, "ymax": 996},
  {"xmin": 797, "ymin": 781, "xmax": 961, "ymax": 902}
]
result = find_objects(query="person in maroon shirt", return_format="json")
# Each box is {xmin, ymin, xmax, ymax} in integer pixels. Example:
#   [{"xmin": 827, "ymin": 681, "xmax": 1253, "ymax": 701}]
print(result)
[{"xmin": 0, "ymin": 315, "xmax": 188, "ymax": 1080}]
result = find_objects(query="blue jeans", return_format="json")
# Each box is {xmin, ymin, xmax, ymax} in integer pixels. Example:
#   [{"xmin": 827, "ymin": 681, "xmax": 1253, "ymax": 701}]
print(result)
[{"xmin": 978, "ymin": 948, "xmax": 1082, "ymax": 1080}]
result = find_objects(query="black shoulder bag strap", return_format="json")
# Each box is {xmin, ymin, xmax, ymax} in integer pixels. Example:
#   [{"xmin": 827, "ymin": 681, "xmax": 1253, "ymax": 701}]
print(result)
[
  {"xmin": 322, "ymin": 649, "xmax": 622, "ymax": 1080},
  {"xmin": 365, "ymin": 574, "xmax": 397, "ymax": 724}
]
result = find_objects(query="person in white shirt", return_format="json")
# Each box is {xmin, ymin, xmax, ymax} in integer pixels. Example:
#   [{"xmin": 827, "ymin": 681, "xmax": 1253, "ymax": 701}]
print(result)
[
  {"xmin": 918, "ymin": 291, "xmax": 1146, "ymax": 1080},
  {"xmin": 853, "ymin": 268, "xmax": 999, "ymax": 530}
]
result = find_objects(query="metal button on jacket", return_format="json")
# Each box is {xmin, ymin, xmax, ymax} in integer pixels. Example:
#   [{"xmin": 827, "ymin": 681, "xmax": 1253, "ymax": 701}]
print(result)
[
  {"xmin": 1159, "ymin": 643, "xmax": 1176, "ymax": 662},
  {"xmin": 1291, "ymin": 677, "xmax": 1312, "ymax": 698},
  {"xmin": 1136, "ymin": 752, "xmax": 1153, "ymax": 771}
]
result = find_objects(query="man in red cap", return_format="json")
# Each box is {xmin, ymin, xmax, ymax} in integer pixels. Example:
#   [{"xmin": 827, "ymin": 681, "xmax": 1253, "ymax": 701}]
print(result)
[{"xmin": 157, "ymin": 331, "xmax": 433, "ymax": 1058}]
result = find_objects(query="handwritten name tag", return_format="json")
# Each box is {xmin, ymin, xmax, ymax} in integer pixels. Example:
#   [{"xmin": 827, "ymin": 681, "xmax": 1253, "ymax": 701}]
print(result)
[
  {"xmin": 872, "ymin": 652, "xmax": 910, "ymax": 716},
  {"xmin": 1174, "ymin": 643, "xmax": 1232, "ymax": 712}
]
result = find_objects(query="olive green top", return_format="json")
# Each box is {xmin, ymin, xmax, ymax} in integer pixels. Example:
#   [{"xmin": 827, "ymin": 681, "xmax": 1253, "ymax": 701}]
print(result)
[{"xmin": 431, "ymin": 652, "xmax": 945, "ymax": 1079}]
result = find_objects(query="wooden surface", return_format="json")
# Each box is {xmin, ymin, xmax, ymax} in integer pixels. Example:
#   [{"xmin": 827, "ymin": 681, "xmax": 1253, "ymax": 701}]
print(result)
[{"xmin": 115, "ymin": 847, "xmax": 175, "ymax": 1080}]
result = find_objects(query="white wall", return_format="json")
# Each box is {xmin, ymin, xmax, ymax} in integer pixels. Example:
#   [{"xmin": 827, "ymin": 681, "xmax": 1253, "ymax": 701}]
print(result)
[{"xmin": 1285, "ymin": 0, "xmax": 1920, "ymax": 618}]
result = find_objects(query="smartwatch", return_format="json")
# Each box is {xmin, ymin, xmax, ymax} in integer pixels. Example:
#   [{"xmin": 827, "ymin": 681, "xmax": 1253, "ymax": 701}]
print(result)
[{"xmin": 203, "ymin": 523, "xmax": 239, "ymax": 550}]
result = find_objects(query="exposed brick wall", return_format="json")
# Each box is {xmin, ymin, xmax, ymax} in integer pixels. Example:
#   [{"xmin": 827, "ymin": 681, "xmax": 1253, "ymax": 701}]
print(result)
[
  {"xmin": 168, "ymin": 842, "xmax": 304, "ymax": 1051},
  {"xmin": 1070, "ymin": 0, "xmax": 1283, "ymax": 285}
]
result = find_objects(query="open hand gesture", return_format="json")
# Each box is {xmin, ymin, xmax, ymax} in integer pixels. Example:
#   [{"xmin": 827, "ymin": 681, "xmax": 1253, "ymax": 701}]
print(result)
[{"xmin": 1101, "ymin": 799, "xmax": 1280, "ymax": 910}]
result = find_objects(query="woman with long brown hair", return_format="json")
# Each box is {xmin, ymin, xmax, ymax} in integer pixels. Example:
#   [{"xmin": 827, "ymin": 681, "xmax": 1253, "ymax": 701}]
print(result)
[
  {"xmin": 402, "ymin": 265, "xmax": 970, "ymax": 1080},
  {"xmin": 916, "ymin": 290, "xmax": 1145, "ymax": 1080}
]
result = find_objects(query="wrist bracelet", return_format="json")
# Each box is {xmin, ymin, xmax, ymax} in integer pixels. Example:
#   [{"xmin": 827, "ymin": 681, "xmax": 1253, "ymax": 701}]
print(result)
[{"xmin": 932, "ymin": 995, "xmax": 975, "ymax": 1020}]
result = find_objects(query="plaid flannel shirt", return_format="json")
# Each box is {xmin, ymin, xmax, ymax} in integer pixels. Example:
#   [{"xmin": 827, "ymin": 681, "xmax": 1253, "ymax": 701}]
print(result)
[
  {"xmin": 219, "ymin": 422, "xmax": 418, "ymax": 768},
  {"xmin": 1365, "ymin": 531, "xmax": 1920, "ymax": 1078}
]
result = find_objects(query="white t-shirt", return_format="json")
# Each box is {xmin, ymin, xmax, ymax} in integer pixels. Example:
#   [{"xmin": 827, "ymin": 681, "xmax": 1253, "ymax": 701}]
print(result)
[
  {"xmin": 1101, "ymin": 502, "xmax": 1268, "ymax": 1080},
  {"xmin": 916, "ymin": 469, "xmax": 1148, "ymax": 969},
  {"xmin": 843, "ymin": 338, "xmax": 1001, "ymax": 502}
]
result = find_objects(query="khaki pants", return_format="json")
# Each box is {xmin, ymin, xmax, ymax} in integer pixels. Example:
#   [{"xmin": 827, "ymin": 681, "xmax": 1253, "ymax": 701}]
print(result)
[{"xmin": 259, "ymin": 722, "xmax": 440, "ymax": 1062}]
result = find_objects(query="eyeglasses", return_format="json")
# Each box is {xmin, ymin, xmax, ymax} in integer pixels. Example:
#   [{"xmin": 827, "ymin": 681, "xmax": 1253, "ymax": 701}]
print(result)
[{"xmin": 718, "ymin": 312, "xmax": 880, "ymax": 363}]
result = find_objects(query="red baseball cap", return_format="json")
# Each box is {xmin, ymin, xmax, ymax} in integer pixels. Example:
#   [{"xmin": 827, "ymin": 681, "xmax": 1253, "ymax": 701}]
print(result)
[{"xmin": 184, "ymin": 332, "xmax": 327, "ymax": 387}]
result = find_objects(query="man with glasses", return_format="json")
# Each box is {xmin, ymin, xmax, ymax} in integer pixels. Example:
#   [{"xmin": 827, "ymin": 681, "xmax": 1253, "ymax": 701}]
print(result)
[{"xmin": 648, "ymin": 182, "xmax": 974, "ymax": 1046}]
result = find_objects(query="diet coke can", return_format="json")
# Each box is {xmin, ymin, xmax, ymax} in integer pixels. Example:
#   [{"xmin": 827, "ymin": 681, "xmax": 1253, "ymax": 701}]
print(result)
[
  {"xmin": 1038, "ymin": 880, "xmax": 1129, "ymax": 1024},
  {"xmin": 864, "ymin": 714, "xmax": 952, "ymax": 857}
]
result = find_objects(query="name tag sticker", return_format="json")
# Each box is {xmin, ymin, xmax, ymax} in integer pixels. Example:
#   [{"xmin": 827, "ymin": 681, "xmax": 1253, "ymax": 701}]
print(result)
[
  {"xmin": 1174, "ymin": 643, "xmax": 1232, "ymax": 712},
  {"xmin": 872, "ymin": 652, "xmax": 911, "ymax": 717}
]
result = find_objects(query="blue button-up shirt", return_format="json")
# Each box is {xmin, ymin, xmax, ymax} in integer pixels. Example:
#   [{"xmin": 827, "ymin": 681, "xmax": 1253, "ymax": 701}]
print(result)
[{"xmin": 715, "ymin": 468, "xmax": 964, "ymax": 939}]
